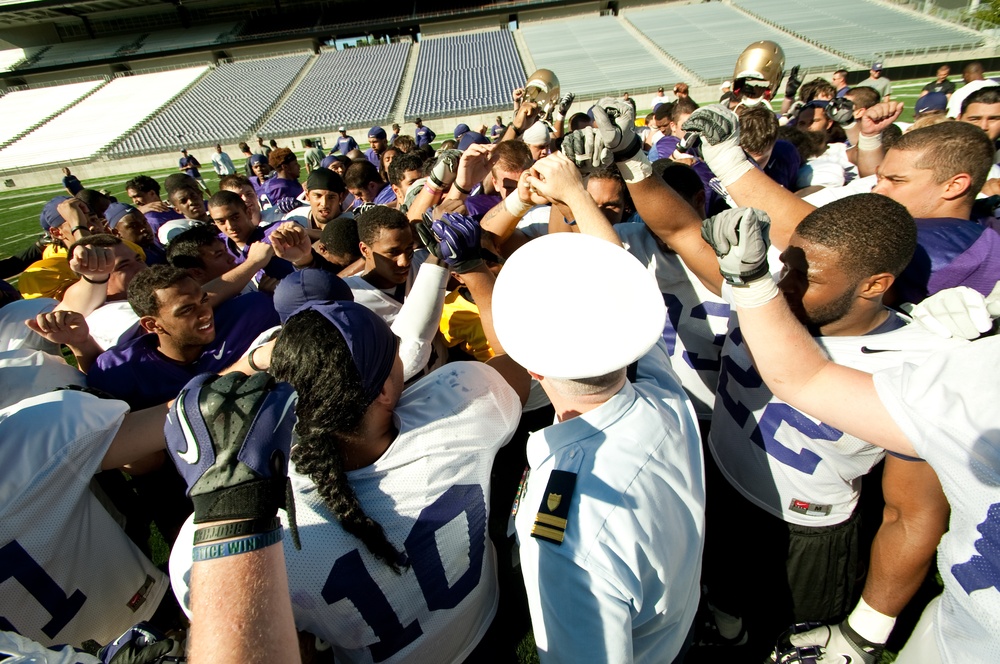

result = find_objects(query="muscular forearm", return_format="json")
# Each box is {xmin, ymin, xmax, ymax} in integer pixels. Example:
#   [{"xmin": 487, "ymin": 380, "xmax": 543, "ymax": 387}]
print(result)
[
  {"xmin": 189, "ymin": 540, "xmax": 300, "ymax": 664},
  {"xmin": 719, "ymin": 167, "xmax": 815, "ymax": 251},
  {"xmin": 67, "ymin": 336, "xmax": 104, "ymax": 373},
  {"xmin": 862, "ymin": 457, "xmax": 949, "ymax": 616}
]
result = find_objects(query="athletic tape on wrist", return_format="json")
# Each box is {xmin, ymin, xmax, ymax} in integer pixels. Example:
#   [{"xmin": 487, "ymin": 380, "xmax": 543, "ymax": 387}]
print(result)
[
  {"xmin": 193, "ymin": 517, "xmax": 281, "ymax": 545},
  {"xmin": 847, "ymin": 597, "xmax": 895, "ymax": 644},
  {"xmin": 729, "ymin": 275, "xmax": 780, "ymax": 308},
  {"xmin": 716, "ymin": 156, "xmax": 756, "ymax": 189},
  {"xmin": 503, "ymin": 192, "xmax": 532, "ymax": 218},
  {"xmin": 613, "ymin": 136, "xmax": 643, "ymax": 163},
  {"xmin": 191, "ymin": 527, "xmax": 283, "ymax": 562},
  {"xmin": 857, "ymin": 133, "xmax": 883, "ymax": 151},
  {"xmin": 616, "ymin": 153, "xmax": 653, "ymax": 184}
]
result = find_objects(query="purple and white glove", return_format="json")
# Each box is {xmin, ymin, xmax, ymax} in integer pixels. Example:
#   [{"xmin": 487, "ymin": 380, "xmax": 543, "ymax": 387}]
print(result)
[
  {"xmin": 432, "ymin": 212, "xmax": 483, "ymax": 274},
  {"xmin": 166, "ymin": 372, "xmax": 298, "ymax": 535}
]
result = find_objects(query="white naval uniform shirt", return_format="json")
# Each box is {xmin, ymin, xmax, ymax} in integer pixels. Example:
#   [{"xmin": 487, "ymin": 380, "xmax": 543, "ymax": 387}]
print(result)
[
  {"xmin": 515, "ymin": 340, "xmax": 705, "ymax": 664},
  {"xmin": 0, "ymin": 391, "xmax": 167, "ymax": 647},
  {"xmin": 711, "ymin": 307, "xmax": 965, "ymax": 527},
  {"xmin": 874, "ymin": 337, "xmax": 1000, "ymax": 664},
  {"xmin": 172, "ymin": 362, "xmax": 522, "ymax": 664}
]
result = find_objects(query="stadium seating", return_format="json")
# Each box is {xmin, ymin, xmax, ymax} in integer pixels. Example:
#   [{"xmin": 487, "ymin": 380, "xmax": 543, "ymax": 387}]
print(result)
[
  {"xmin": 108, "ymin": 53, "xmax": 311, "ymax": 156},
  {"xmin": 405, "ymin": 30, "xmax": 524, "ymax": 118},
  {"xmin": 625, "ymin": 3, "xmax": 840, "ymax": 82},
  {"xmin": 259, "ymin": 43, "xmax": 408, "ymax": 137},
  {"xmin": 733, "ymin": 0, "xmax": 983, "ymax": 59},
  {"xmin": 519, "ymin": 15, "xmax": 683, "ymax": 96},
  {"xmin": 131, "ymin": 23, "xmax": 240, "ymax": 56},
  {"xmin": 0, "ymin": 80, "xmax": 107, "ymax": 147},
  {"xmin": 21, "ymin": 36, "xmax": 135, "ymax": 70},
  {"xmin": 0, "ymin": 67, "xmax": 208, "ymax": 171}
]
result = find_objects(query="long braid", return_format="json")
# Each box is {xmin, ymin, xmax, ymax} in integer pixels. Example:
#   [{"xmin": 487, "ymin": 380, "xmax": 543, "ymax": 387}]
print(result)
[{"xmin": 272, "ymin": 310, "xmax": 406, "ymax": 572}]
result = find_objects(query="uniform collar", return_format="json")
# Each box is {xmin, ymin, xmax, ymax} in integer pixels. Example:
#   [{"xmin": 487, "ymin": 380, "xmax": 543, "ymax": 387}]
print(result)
[{"xmin": 527, "ymin": 381, "xmax": 638, "ymax": 469}]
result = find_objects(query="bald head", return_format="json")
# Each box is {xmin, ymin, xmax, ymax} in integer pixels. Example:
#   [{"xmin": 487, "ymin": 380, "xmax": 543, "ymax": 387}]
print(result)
[{"xmin": 964, "ymin": 62, "xmax": 985, "ymax": 82}]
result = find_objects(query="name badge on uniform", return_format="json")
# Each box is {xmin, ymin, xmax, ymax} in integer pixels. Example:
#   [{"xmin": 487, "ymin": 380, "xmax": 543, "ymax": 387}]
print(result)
[{"xmin": 531, "ymin": 470, "xmax": 577, "ymax": 545}]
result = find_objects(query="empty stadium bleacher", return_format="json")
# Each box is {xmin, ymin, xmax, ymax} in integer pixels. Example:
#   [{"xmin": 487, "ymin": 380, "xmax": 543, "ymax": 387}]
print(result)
[
  {"xmin": 625, "ymin": 3, "xmax": 842, "ymax": 82},
  {"xmin": 109, "ymin": 53, "xmax": 311, "ymax": 156},
  {"xmin": 0, "ymin": 80, "xmax": 106, "ymax": 147},
  {"xmin": 519, "ymin": 15, "xmax": 685, "ymax": 96},
  {"xmin": 0, "ymin": 48, "xmax": 26, "ymax": 73},
  {"xmin": 131, "ymin": 23, "xmax": 240, "ymax": 56},
  {"xmin": 405, "ymin": 30, "xmax": 525, "ymax": 119},
  {"xmin": 258, "ymin": 42, "xmax": 408, "ymax": 137},
  {"xmin": 0, "ymin": 66, "xmax": 208, "ymax": 171},
  {"xmin": 22, "ymin": 36, "xmax": 135, "ymax": 70},
  {"xmin": 733, "ymin": 0, "xmax": 984, "ymax": 60}
]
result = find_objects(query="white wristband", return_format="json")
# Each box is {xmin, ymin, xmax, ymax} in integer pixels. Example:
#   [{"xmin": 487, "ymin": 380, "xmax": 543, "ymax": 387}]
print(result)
[
  {"xmin": 730, "ymin": 275, "xmax": 780, "ymax": 309},
  {"xmin": 858, "ymin": 133, "xmax": 883, "ymax": 151},
  {"xmin": 503, "ymin": 192, "xmax": 532, "ymax": 218},
  {"xmin": 847, "ymin": 597, "xmax": 896, "ymax": 644}
]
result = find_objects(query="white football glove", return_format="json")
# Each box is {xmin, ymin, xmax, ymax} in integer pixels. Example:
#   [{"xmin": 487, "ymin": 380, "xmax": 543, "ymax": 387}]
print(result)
[
  {"xmin": 681, "ymin": 104, "xmax": 755, "ymax": 187},
  {"xmin": 591, "ymin": 97, "xmax": 652, "ymax": 183},
  {"xmin": 560, "ymin": 127, "xmax": 612, "ymax": 174},
  {"xmin": 901, "ymin": 282, "xmax": 1000, "ymax": 340},
  {"xmin": 701, "ymin": 207, "xmax": 771, "ymax": 286}
]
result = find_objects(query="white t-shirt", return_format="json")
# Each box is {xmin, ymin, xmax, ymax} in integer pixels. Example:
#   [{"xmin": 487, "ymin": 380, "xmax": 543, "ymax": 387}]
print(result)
[
  {"xmin": 0, "ymin": 298, "xmax": 58, "ymax": 354},
  {"xmin": 0, "ymin": 391, "xmax": 167, "ymax": 647},
  {"xmin": 947, "ymin": 78, "xmax": 1000, "ymax": 118},
  {"xmin": 873, "ymin": 337, "xmax": 1000, "ymax": 664},
  {"xmin": 171, "ymin": 362, "xmax": 522, "ymax": 664},
  {"xmin": 86, "ymin": 301, "xmax": 141, "ymax": 351}
]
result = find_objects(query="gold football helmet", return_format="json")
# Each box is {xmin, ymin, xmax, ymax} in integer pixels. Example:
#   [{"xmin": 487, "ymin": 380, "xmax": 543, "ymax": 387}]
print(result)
[{"xmin": 733, "ymin": 40, "xmax": 785, "ymax": 101}]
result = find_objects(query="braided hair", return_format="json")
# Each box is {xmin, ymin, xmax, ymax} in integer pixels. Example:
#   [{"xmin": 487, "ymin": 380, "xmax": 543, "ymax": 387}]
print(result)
[{"xmin": 271, "ymin": 309, "xmax": 406, "ymax": 572}]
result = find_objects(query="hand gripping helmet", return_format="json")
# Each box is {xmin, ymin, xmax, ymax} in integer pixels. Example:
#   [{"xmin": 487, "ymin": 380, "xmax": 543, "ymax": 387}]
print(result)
[
  {"xmin": 523, "ymin": 68, "xmax": 561, "ymax": 120},
  {"xmin": 733, "ymin": 40, "xmax": 785, "ymax": 101}
]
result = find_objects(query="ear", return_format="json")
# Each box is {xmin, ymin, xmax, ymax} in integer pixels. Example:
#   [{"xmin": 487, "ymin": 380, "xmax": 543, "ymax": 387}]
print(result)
[
  {"xmin": 391, "ymin": 184, "xmax": 403, "ymax": 202},
  {"xmin": 359, "ymin": 241, "xmax": 373, "ymax": 261},
  {"xmin": 139, "ymin": 315, "xmax": 162, "ymax": 335},
  {"xmin": 942, "ymin": 173, "xmax": 973, "ymax": 201},
  {"xmin": 110, "ymin": 227, "xmax": 122, "ymax": 238},
  {"xmin": 858, "ymin": 272, "xmax": 895, "ymax": 300}
]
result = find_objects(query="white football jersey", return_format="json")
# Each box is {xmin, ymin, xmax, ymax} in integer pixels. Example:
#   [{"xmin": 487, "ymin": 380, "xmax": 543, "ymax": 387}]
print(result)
[
  {"xmin": 873, "ymin": 337, "xmax": 1000, "ymax": 664},
  {"xmin": 0, "ymin": 298, "xmax": 58, "ymax": 355},
  {"xmin": 0, "ymin": 391, "xmax": 167, "ymax": 647},
  {"xmin": 711, "ymin": 311, "xmax": 965, "ymax": 526},
  {"xmin": 616, "ymin": 222, "xmax": 729, "ymax": 419},
  {"xmin": 172, "ymin": 362, "xmax": 521, "ymax": 664},
  {"xmin": 85, "ymin": 301, "xmax": 141, "ymax": 352}
]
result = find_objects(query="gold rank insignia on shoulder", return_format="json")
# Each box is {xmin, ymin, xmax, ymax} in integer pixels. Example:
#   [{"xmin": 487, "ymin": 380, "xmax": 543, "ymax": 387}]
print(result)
[{"xmin": 531, "ymin": 469, "xmax": 577, "ymax": 545}]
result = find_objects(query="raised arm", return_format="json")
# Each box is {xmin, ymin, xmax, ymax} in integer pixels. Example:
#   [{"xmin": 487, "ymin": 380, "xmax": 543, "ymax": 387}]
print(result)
[{"xmin": 525, "ymin": 152, "xmax": 620, "ymax": 247}]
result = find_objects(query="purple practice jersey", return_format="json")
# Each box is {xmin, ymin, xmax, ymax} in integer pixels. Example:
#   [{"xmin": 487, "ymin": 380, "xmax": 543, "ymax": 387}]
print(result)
[
  {"xmin": 220, "ymin": 224, "xmax": 294, "ymax": 281},
  {"xmin": 86, "ymin": 292, "xmax": 279, "ymax": 409},
  {"xmin": 895, "ymin": 218, "xmax": 986, "ymax": 304},
  {"xmin": 262, "ymin": 177, "xmax": 303, "ymax": 208},
  {"xmin": 336, "ymin": 136, "xmax": 359, "ymax": 155},
  {"xmin": 415, "ymin": 126, "xmax": 437, "ymax": 147},
  {"xmin": 373, "ymin": 183, "xmax": 397, "ymax": 206},
  {"xmin": 364, "ymin": 148, "xmax": 380, "ymax": 169},
  {"xmin": 464, "ymin": 194, "xmax": 502, "ymax": 220}
]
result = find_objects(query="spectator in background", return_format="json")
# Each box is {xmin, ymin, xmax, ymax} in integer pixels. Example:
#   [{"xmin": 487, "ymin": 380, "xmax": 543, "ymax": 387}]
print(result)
[
  {"xmin": 390, "ymin": 123, "xmax": 401, "ymax": 144},
  {"xmin": 651, "ymin": 86, "xmax": 670, "ymax": 107},
  {"xmin": 922, "ymin": 64, "xmax": 955, "ymax": 99},
  {"xmin": 858, "ymin": 61, "xmax": 891, "ymax": 102},
  {"xmin": 365, "ymin": 126, "xmax": 388, "ymax": 168},
  {"xmin": 255, "ymin": 136, "xmax": 271, "ymax": 157},
  {"xmin": 832, "ymin": 69, "xmax": 850, "ymax": 98},
  {"xmin": 263, "ymin": 148, "xmax": 304, "ymax": 209},
  {"xmin": 414, "ymin": 117, "xmax": 436, "ymax": 148},
  {"xmin": 673, "ymin": 82, "xmax": 690, "ymax": 99},
  {"xmin": 179, "ymin": 149, "xmax": 210, "ymax": 193},
  {"xmin": 623, "ymin": 91, "xmax": 637, "ymax": 115},
  {"xmin": 491, "ymin": 115, "xmax": 505, "ymax": 142},
  {"xmin": 335, "ymin": 126, "xmax": 359, "ymax": 155},
  {"xmin": 211, "ymin": 144, "xmax": 236, "ymax": 176},
  {"xmin": 61, "ymin": 167, "xmax": 83, "ymax": 195},
  {"xmin": 125, "ymin": 175, "xmax": 183, "ymax": 235},
  {"xmin": 238, "ymin": 141, "xmax": 255, "ymax": 177},
  {"xmin": 302, "ymin": 138, "xmax": 324, "ymax": 174},
  {"xmin": 948, "ymin": 61, "xmax": 999, "ymax": 117}
]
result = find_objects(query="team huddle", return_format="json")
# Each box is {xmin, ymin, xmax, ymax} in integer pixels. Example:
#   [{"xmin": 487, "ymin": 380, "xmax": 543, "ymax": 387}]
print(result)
[{"xmin": 2, "ymin": 39, "xmax": 1000, "ymax": 664}]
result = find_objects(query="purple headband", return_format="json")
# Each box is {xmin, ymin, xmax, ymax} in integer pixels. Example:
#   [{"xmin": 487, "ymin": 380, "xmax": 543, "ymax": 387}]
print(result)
[{"xmin": 297, "ymin": 301, "xmax": 396, "ymax": 406}]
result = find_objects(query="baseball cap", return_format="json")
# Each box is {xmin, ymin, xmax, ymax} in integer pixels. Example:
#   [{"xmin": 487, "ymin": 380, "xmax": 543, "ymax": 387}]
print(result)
[
  {"xmin": 104, "ymin": 202, "xmax": 138, "ymax": 229},
  {"xmin": 338, "ymin": 126, "xmax": 346, "ymax": 132},
  {"xmin": 458, "ymin": 131, "xmax": 490, "ymax": 151},
  {"xmin": 39, "ymin": 196, "xmax": 71, "ymax": 231},
  {"xmin": 454, "ymin": 123, "xmax": 470, "ymax": 139},
  {"xmin": 915, "ymin": 92, "xmax": 948, "ymax": 114},
  {"xmin": 305, "ymin": 167, "xmax": 345, "ymax": 193},
  {"xmin": 368, "ymin": 126, "xmax": 386, "ymax": 140},
  {"xmin": 250, "ymin": 154, "xmax": 268, "ymax": 167},
  {"xmin": 522, "ymin": 122, "xmax": 550, "ymax": 146},
  {"xmin": 871, "ymin": 62, "xmax": 883, "ymax": 71},
  {"xmin": 492, "ymin": 233, "xmax": 665, "ymax": 379},
  {"xmin": 274, "ymin": 269, "xmax": 353, "ymax": 324}
]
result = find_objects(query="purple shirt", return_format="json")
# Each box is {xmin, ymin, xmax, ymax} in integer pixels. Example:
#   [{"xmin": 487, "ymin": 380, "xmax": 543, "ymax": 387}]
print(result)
[
  {"xmin": 464, "ymin": 194, "xmax": 502, "ymax": 220},
  {"xmin": 336, "ymin": 136, "xmax": 359, "ymax": 155},
  {"xmin": 763, "ymin": 140, "xmax": 801, "ymax": 191},
  {"xmin": 87, "ymin": 292, "xmax": 279, "ymax": 409},
  {"xmin": 364, "ymin": 148, "xmax": 381, "ymax": 169},
  {"xmin": 927, "ymin": 227, "xmax": 1000, "ymax": 299},
  {"xmin": 415, "ymin": 126, "xmax": 436, "ymax": 147},
  {"xmin": 896, "ymin": 217, "xmax": 986, "ymax": 304},
  {"xmin": 262, "ymin": 177, "xmax": 303, "ymax": 208},
  {"xmin": 221, "ymin": 225, "xmax": 294, "ymax": 281},
  {"xmin": 374, "ymin": 183, "xmax": 397, "ymax": 206}
]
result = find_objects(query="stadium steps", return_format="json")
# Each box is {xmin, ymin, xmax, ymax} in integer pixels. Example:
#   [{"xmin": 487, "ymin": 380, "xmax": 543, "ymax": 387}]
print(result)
[
  {"xmin": 98, "ymin": 67, "xmax": 214, "ymax": 159},
  {"xmin": 725, "ymin": 1, "xmax": 868, "ymax": 68},
  {"xmin": 0, "ymin": 78, "xmax": 111, "ymax": 151},
  {"xmin": 512, "ymin": 28, "xmax": 537, "ymax": 77},
  {"xmin": 615, "ymin": 15, "xmax": 706, "ymax": 87},
  {"xmin": 389, "ymin": 40, "xmax": 420, "ymax": 124},
  {"xmin": 866, "ymin": 0, "xmax": 993, "ymax": 48},
  {"xmin": 253, "ymin": 52, "xmax": 320, "ymax": 139}
]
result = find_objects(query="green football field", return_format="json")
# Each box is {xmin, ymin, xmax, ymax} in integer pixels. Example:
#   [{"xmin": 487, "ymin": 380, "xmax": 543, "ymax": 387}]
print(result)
[{"xmin": 0, "ymin": 70, "xmax": 981, "ymax": 262}]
